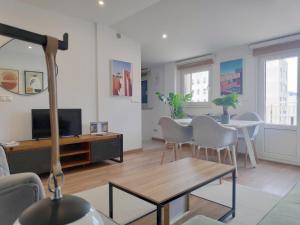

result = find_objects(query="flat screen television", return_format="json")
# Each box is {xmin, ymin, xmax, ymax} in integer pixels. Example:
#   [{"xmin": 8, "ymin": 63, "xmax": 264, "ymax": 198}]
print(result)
[{"xmin": 32, "ymin": 109, "xmax": 82, "ymax": 139}]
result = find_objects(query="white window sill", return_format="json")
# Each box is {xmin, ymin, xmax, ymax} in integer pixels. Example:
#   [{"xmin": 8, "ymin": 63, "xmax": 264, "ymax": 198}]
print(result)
[
  {"xmin": 264, "ymin": 123, "xmax": 297, "ymax": 131},
  {"xmin": 184, "ymin": 102, "xmax": 212, "ymax": 108}
]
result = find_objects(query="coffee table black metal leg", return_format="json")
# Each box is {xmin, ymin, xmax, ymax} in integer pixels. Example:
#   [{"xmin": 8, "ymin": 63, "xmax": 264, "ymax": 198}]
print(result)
[
  {"xmin": 109, "ymin": 183, "xmax": 113, "ymax": 219},
  {"xmin": 232, "ymin": 169, "xmax": 236, "ymax": 218},
  {"xmin": 157, "ymin": 205, "xmax": 162, "ymax": 225}
]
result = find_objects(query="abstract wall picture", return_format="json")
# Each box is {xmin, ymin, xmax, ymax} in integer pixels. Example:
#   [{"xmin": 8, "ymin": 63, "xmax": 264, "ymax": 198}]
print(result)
[
  {"xmin": 0, "ymin": 68, "xmax": 19, "ymax": 94},
  {"xmin": 111, "ymin": 60, "xmax": 132, "ymax": 96},
  {"xmin": 24, "ymin": 71, "xmax": 43, "ymax": 94},
  {"xmin": 220, "ymin": 59, "xmax": 243, "ymax": 95}
]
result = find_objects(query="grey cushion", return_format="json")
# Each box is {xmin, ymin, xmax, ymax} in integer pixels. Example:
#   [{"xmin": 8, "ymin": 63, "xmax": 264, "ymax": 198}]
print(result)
[
  {"xmin": 0, "ymin": 173, "xmax": 45, "ymax": 225},
  {"xmin": 182, "ymin": 215, "xmax": 224, "ymax": 225},
  {"xmin": 0, "ymin": 146, "xmax": 10, "ymax": 176},
  {"xmin": 0, "ymin": 147, "xmax": 45, "ymax": 225}
]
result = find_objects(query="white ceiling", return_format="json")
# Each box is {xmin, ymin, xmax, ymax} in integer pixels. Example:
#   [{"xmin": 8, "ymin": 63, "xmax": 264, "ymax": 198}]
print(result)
[
  {"xmin": 21, "ymin": 0, "xmax": 161, "ymax": 26},
  {"xmin": 20, "ymin": 0, "xmax": 300, "ymax": 65}
]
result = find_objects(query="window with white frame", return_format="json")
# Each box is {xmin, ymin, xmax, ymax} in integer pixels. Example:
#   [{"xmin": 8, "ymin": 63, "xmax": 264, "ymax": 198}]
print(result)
[
  {"xmin": 265, "ymin": 56, "xmax": 298, "ymax": 126},
  {"xmin": 181, "ymin": 66, "xmax": 210, "ymax": 104}
]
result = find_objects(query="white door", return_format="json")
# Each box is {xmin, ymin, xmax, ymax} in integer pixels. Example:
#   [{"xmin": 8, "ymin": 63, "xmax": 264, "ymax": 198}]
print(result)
[{"xmin": 258, "ymin": 51, "xmax": 300, "ymax": 165}]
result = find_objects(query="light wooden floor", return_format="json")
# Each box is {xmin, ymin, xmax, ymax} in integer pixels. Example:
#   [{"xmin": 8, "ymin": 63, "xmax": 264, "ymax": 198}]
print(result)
[{"xmin": 41, "ymin": 144, "xmax": 300, "ymax": 224}]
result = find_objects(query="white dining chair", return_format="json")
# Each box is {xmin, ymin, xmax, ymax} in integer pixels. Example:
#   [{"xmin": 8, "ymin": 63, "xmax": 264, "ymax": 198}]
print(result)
[
  {"xmin": 158, "ymin": 117, "xmax": 193, "ymax": 164},
  {"xmin": 191, "ymin": 115, "xmax": 238, "ymax": 177},
  {"xmin": 234, "ymin": 112, "xmax": 262, "ymax": 167}
]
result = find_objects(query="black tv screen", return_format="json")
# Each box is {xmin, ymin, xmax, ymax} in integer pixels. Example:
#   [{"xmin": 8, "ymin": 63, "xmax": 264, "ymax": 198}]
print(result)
[{"xmin": 32, "ymin": 109, "xmax": 82, "ymax": 139}]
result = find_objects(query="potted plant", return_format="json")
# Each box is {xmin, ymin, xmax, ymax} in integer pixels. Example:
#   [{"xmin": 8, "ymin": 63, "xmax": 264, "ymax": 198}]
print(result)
[
  {"xmin": 156, "ymin": 92, "xmax": 192, "ymax": 119},
  {"xmin": 212, "ymin": 93, "xmax": 239, "ymax": 124}
]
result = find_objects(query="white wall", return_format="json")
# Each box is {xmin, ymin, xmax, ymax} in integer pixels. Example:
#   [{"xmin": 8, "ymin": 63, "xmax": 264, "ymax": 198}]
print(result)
[
  {"xmin": 0, "ymin": 0, "xmax": 142, "ymax": 151},
  {"xmin": 142, "ymin": 45, "xmax": 258, "ymax": 140},
  {"xmin": 97, "ymin": 24, "xmax": 142, "ymax": 151},
  {"xmin": 142, "ymin": 64, "xmax": 168, "ymax": 139},
  {"xmin": 0, "ymin": 0, "xmax": 97, "ymax": 142}
]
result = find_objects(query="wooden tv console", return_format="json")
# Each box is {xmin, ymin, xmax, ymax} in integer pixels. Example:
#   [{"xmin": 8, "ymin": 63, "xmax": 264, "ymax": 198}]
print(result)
[{"xmin": 4, "ymin": 133, "xmax": 123, "ymax": 174}]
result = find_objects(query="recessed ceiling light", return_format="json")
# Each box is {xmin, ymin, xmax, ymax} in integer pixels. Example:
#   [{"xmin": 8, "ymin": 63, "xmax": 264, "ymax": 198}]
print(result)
[
  {"xmin": 98, "ymin": 0, "xmax": 105, "ymax": 6},
  {"xmin": 28, "ymin": 46, "xmax": 32, "ymax": 49},
  {"xmin": 162, "ymin": 34, "xmax": 168, "ymax": 39}
]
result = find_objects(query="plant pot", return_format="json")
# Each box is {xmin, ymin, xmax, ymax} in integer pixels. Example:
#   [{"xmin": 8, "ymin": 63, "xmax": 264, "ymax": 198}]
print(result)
[{"xmin": 221, "ymin": 107, "xmax": 230, "ymax": 124}]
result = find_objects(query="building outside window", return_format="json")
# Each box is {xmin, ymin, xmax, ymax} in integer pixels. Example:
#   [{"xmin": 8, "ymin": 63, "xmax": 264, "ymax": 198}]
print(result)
[
  {"xmin": 182, "ymin": 67, "xmax": 210, "ymax": 104},
  {"xmin": 265, "ymin": 56, "xmax": 298, "ymax": 126}
]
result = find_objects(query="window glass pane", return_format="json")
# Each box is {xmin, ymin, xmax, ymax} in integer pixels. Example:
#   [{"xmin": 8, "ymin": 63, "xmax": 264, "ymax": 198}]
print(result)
[
  {"xmin": 265, "ymin": 56, "xmax": 298, "ymax": 125},
  {"xmin": 184, "ymin": 73, "xmax": 191, "ymax": 95},
  {"xmin": 190, "ymin": 71, "xmax": 209, "ymax": 102}
]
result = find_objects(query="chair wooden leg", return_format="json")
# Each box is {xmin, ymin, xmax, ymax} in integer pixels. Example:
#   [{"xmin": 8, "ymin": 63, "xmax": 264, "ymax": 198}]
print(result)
[
  {"xmin": 196, "ymin": 146, "xmax": 200, "ymax": 159},
  {"xmin": 160, "ymin": 151, "xmax": 165, "ymax": 165},
  {"xmin": 217, "ymin": 151, "xmax": 221, "ymax": 164},
  {"xmin": 174, "ymin": 144, "xmax": 178, "ymax": 161},
  {"xmin": 178, "ymin": 143, "xmax": 182, "ymax": 160},
  {"xmin": 161, "ymin": 143, "xmax": 168, "ymax": 164},
  {"xmin": 205, "ymin": 148, "xmax": 208, "ymax": 160},
  {"xmin": 228, "ymin": 149, "xmax": 232, "ymax": 164},
  {"xmin": 217, "ymin": 150, "xmax": 222, "ymax": 184},
  {"xmin": 223, "ymin": 149, "xmax": 228, "ymax": 162},
  {"xmin": 252, "ymin": 141, "xmax": 259, "ymax": 163},
  {"xmin": 192, "ymin": 144, "xmax": 196, "ymax": 157},
  {"xmin": 244, "ymin": 147, "xmax": 248, "ymax": 168}
]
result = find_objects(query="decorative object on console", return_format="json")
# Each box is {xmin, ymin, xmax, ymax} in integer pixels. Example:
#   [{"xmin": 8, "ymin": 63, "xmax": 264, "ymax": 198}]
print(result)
[
  {"xmin": 111, "ymin": 60, "xmax": 132, "ymax": 96},
  {"xmin": 220, "ymin": 58, "xmax": 243, "ymax": 95},
  {"xmin": 0, "ymin": 23, "xmax": 104, "ymax": 225},
  {"xmin": 0, "ymin": 68, "xmax": 19, "ymax": 94},
  {"xmin": 2, "ymin": 141, "xmax": 19, "ymax": 147},
  {"xmin": 90, "ymin": 121, "xmax": 108, "ymax": 135},
  {"xmin": 24, "ymin": 71, "xmax": 43, "ymax": 94},
  {"xmin": 156, "ymin": 92, "xmax": 192, "ymax": 119},
  {"xmin": 212, "ymin": 93, "xmax": 239, "ymax": 124}
]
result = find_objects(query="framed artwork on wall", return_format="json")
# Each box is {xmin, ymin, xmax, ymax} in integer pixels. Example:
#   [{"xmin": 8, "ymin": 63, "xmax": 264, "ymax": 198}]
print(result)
[
  {"xmin": 220, "ymin": 58, "xmax": 243, "ymax": 95},
  {"xmin": 0, "ymin": 68, "xmax": 19, "ymax": 94},
  {"xmin": 111, "ymin": 60, "xmax": 132, "ymax": 96},
  {"xmin": 24, "ymin": 71, "xmax": 43, "ymax": 94},
  {"xmin": 141, "ymin": 80, "xmax": 148, "ymax": 104}
]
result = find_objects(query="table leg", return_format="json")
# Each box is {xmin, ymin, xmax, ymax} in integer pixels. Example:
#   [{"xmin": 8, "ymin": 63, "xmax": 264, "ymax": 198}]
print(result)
[
  {"xmin": 230, "ymin": 145, "xmax": 238, "ymax": 177},
  {"xmin": 157, "ymin": 205, "xmax": 162, "ymax": 225},
  {"xmin": 241, "ymin": 127, "xmax": 257, "ymax": 168},
  {"xmin": 232, "ymin": 169, "xmax": 236, "ymax": 218},
  {"xmin": 109, "ymin": 183, "xmax": 113, "ymax": 219}
]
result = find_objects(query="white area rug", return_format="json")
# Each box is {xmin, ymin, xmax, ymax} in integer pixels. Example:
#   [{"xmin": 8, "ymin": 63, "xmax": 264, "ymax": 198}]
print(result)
[
  {"xmin": 76, "ymin": 185, "xmax": 156, "ymax": 224},
  {"xmin": 191, "ymin": 181, "xmax": 280, "ymax": 225},
  {"xmin": 75, "ymin": 181, "xmax": 280, "ymax": 225}
]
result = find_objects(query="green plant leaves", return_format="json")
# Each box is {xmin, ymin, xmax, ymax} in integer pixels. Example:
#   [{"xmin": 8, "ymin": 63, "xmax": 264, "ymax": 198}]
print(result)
[
  {"xmin": 156, "ymin": 92, "xmax": 192, "ymax": 119},
  {"xmin": 212, "ymin": 93, "xmax": 239, "ymax": 109}
]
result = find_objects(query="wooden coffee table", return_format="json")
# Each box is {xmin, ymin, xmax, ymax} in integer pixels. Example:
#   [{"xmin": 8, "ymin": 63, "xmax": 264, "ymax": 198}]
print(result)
[{"xmin": 109, "ymin": 158, "xmax": 236, "ymax": 225}]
